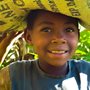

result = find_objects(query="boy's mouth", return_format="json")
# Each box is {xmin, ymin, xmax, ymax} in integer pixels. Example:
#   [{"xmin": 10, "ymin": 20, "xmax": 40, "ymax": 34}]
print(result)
[
  {"xmin": 51, "ymin": 50, "xmax": 68, "ymax": 54},
  {"xmin": 48, "ymin": 50, "xmax": 69, "ymax": 54}
]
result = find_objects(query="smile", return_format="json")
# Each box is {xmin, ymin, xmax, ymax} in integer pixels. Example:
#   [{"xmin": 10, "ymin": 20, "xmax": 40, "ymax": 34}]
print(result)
[{"xmin": 50, "ymin": 50, "xmax": 68, "ymax": 54}]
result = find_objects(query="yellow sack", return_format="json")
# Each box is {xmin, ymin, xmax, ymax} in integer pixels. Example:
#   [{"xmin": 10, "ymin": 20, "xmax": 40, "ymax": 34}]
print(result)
[{"xmin": 0, "ymin": 0, "xmax": 90, "ymax": 33}]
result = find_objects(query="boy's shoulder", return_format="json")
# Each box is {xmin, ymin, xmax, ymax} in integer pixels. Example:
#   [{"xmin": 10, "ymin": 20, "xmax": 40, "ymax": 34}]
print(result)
[
  {"xmin": 9, "ymin": 60, "xmax": 37, "ymax": 71},
  {"xmin": 0, "ymin": 60, "xmax": 37, "ymax": 89},
  {"xmin": 70, "ymin": 59, "xmax": 90, "ymax": 73},
  {"xmin": 0, "ymin": 60, "xmax": 37, "ymax": 77},
  {"xmin": 70, "ymin": 59, "xmax": 90, "ymax": 66}
]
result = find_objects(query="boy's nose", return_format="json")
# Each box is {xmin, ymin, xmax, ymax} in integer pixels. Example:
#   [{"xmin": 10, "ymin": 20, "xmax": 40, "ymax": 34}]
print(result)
[
  {"xmin": 51, "ymin": 32, "xmax": 67, "ymax": 44},
  {"xmin": 51, "ymin": 38, "xmax": 66, "ymax": 44}
]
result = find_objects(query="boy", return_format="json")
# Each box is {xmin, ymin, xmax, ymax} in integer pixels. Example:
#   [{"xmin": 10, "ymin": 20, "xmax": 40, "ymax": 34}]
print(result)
[{"xmin": 0, "ymin": 9, "xmax": 90, "ymax": 90}]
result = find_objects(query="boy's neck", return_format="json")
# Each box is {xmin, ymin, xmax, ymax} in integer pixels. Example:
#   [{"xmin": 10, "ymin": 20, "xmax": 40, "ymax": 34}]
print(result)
[{"xmin": 38, "ymin": 61, "xmax": 69, "ymax": 78}]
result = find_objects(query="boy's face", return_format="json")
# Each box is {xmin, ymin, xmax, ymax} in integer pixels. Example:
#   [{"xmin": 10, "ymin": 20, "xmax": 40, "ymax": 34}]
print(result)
[{"xmin": 26, "ymin": 10, "xmax": 79, "ymax": 67}]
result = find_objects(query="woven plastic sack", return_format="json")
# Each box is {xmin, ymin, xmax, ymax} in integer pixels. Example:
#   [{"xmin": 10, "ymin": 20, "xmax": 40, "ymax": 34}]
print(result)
[{"xmin": 0, "ymin": 0, "xmax": 90, "ymax": 33}]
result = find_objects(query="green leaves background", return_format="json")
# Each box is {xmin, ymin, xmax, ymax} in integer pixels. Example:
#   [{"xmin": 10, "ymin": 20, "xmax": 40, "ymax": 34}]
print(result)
[{"xmin": 73, "ymin": 30, "xmax": 90, "ymax": 61}]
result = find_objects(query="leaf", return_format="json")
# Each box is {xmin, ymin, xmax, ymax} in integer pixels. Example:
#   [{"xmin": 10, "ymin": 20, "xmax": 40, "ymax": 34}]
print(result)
[{"xmin": 75, "ymin": 50, "xmax": 86, "ymax": 55}]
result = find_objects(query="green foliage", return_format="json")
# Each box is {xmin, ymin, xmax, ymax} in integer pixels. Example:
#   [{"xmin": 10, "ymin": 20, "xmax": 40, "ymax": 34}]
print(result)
[
  {"xmin": 73, "ymin": 30, "xmax": 90, "ymax": 61},
  {"xmin": 0, "ymin": 42, "xmax": 20, "ymax": 69}
]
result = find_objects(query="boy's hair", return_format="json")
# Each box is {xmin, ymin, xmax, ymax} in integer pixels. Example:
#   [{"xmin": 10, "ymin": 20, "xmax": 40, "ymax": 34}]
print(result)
[
  {"xmin": 26, "ymin": 9, "xmax": 41, "ymax": 29},
  {"xmin": 26, "ymin": 9, "xmax": 79, "ymax": 30}
]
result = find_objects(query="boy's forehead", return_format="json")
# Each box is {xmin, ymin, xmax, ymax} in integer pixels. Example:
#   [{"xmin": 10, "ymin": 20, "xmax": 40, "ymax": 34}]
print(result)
[{"xmin": 35, "ymin": 10, "xmax": 78, "ymax": 26}]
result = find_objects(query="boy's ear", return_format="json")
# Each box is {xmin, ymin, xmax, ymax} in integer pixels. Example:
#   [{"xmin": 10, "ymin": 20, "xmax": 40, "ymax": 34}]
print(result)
[{"xmin": 24, "ymin": 28, "xmax": 33, "ymax": 45}]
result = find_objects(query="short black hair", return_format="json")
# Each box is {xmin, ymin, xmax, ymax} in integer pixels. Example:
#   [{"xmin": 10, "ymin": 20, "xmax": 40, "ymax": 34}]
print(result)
[
  {"xmin": 26, "ymin": 9, "xmax": 79, "ymax": 30},
  {"xmin": 26, "ymin": 9, "xmax": 43, "ymax": 29}
]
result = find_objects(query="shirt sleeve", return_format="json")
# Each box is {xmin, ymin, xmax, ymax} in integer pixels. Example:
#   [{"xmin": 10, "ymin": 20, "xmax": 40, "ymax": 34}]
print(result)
[{"xmin": 0, "ymin": 66, "xmax": 11, "ymax": 90}]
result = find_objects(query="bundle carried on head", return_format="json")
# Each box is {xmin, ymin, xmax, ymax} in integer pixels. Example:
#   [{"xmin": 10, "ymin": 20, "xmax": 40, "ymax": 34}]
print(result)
[{"xmin": 0, "ymin": 0, "xmax": 90, "ymax": 33}]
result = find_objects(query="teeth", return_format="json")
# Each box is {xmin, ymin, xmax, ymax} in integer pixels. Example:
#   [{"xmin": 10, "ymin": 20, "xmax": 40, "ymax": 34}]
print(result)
[{"xmin": 51, "ymin": 50, "xmax": 66, "ymax": 54}]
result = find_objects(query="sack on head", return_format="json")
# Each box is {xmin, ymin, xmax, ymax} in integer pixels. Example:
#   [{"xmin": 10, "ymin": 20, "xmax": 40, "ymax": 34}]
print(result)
[{"xmin": 0, "ymin": 0, "xmax": 90, "ymax": 33}]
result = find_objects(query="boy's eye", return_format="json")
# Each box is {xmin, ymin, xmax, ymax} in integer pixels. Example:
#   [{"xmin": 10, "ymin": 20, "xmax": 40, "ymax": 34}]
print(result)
[
  {"xmin": 41, "ymin": 28, "xmax": 52, "ymax": 32},
  {"xmin": 65, "ymin": 28, "xmax": 75, "ymax": 32}
]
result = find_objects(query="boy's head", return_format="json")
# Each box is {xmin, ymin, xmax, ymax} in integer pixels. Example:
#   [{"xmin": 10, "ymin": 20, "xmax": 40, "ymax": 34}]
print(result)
[{"xmin": 24, "ymin": 9, "xmax": 79, "ymax": 67}]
